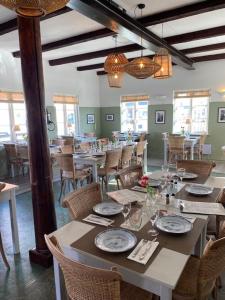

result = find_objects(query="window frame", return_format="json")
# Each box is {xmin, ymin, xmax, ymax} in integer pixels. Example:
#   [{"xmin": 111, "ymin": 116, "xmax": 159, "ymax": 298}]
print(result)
[{"xmin": 55, "ymin": 103, "xmax": 80, "ymax": 136}]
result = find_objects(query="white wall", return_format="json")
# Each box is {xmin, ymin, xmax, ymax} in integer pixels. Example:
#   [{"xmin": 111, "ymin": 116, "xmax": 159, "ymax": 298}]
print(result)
[
  {"xmin": 0, "ymin": 50, "xmax": 101, "ymax": 107},
  {"xmin": 99, "ymin": 60, "xmax": 225, "ymax": 106}
]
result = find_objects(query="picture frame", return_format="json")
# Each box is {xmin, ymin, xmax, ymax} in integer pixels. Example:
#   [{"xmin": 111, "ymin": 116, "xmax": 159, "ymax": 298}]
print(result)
[
  {"xmin": 105, "ymin": 114, "xmax": 114, "ymax": 121},
  {"xmin": 155, "ymin": 110, "xmax": 165, "ymax": 124},
  {"xmin": 87, "ymin": 114, "xmax": 95, "ymax": 124},
  {"xmin": 217, "ymin": 107, "xmax": 225, "ymax": 123}
]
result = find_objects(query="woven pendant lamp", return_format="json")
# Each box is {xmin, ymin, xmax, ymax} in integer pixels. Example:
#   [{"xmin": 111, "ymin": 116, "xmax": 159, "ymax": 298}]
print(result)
[
  {"xmin": 153, "ymin": 47, "xmax": 172, "ymax": 79},
  {"xmin": 124, "ymin": 57, "xmax": 161, "ymax": 79},
  {"xmin": 0, "ymin": 0, "xmax": 69, "ymax": 17},
  {"xmin": 107, "ymin": 72, "xmax": 123, "ymax": 88}
]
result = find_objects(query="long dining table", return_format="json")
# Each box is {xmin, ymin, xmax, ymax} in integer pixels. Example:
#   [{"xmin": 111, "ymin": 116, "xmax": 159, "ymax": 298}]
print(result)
[{"xmin": 49, "ymin": 172, "xmax": 225, "ymax": 300}]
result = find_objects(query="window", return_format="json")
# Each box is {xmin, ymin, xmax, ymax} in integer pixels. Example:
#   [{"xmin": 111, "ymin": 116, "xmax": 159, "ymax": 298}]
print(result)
[
  {"xmin": 0, "ymin": 92, "xmax": 27, "ymax": 142},
  {"xmin": 121, "ymin": 95, "xmax": 149, "ymax": 132},
  {"xmin": 53, "ymin": 95, "xmax": 79, "ymax": 136},
  {"xmin": 173, "ymin": 90, "xmax": 210, "ymax": 134}
]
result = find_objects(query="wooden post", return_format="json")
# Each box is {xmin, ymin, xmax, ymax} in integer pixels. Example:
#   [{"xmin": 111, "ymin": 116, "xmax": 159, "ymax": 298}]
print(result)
[{"xmin": 17, "ymin": 16, "xmax": 57, "ymax": 267}]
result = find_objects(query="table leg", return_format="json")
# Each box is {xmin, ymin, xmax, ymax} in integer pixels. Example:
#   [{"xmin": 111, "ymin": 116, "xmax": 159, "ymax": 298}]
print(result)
[
  {"xmin": 160, "ymin": 285, "xmax": 172, "ymax": 300},
  {"xmin": 54, "ymin": 257, "xmax": 62, "ymax": 300},
  {"xmin": 144, "ymin": 145, "xmax": 148, "ymax": 173},
  {"xmin": 191, "ymin": 144, "xmax": 194, "ymax": 160},
  {"xmin": 9, "ymin": 190, "xmax": 20, "ymax": 254}
]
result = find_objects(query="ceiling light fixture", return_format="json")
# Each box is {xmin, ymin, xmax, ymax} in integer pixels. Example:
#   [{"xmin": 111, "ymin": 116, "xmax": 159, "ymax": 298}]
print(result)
[
  {"xmin": 124, "ymin": 4, "xmax": 161, "ymax": 79},
  {"xmin": 0, "ymin": 0, "xmax": 69, "ymax": 17},
  {"xmin": 153, "ymin": 24, "xmax": 173, "ymax": 79},
  {"xmin": 104, "ymin": 35, "xmax": 128, "ymax": 88}
]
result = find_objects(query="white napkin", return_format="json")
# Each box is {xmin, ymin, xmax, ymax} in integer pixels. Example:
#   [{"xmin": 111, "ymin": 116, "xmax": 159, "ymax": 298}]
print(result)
[
  {"xmin": 131, "ymin": 186, "xmax": 147, "ymax": 193},
  {"xmin": 83, "ymin": 214, "xmax": 114, "ymax": 226},
  {"xmin": 128, "ymin": 239, "xmax": 159, "ymax": 265}
]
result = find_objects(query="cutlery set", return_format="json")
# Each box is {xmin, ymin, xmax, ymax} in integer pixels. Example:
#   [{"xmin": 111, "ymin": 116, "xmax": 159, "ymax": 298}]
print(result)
[{"xmin": 130, "ymin": 238, "xmax": 157, "ymax": 261}]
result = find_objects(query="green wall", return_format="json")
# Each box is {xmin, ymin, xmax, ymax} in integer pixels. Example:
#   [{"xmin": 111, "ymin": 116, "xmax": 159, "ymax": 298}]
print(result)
[
  {"xmin": 100, "ymin": 107, "xmax": 121, "ymax": 138},
  {"xmin": 79, "ymin": 107, "xmax": 101, "ymax": 137},
  {"xmin": 46, "ymin": 105, "xmax": 57, "ymax": 140}
]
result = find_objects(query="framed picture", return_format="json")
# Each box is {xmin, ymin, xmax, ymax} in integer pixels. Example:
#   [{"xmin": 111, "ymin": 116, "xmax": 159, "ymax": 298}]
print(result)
[
  {"xmin": 87, "ymin": 114, "xmax": 95, "ymax": 124},
  {"xmin": 218, "ymin": 107, "xmax": 225, "ymax": 123},
  {"xmin": 105, "ymin": 114, "xmax": 114, "ymax": 121},
  {"xmin": 155, "ymin": 110, "xmax": 165, "ymax": 124}
]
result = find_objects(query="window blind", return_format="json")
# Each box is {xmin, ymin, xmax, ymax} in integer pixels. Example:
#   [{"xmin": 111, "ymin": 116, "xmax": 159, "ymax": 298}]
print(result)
[
  {"xmin": 174, "ymin": 90, "xmax": 210, "ymax": 99},
  {"xmin": 0, "ymin": 91, "xmax": 24, "ymax": 103},
  {"xmin": 53, "ymin": 95, "xmax": 79, "ymax": 104},
  {"xmin": 121, "ymin": 94, "xmax": 149, "ymax": 102}
]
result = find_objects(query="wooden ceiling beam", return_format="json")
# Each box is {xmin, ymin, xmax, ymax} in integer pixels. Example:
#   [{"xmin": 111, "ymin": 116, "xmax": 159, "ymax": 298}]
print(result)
[
  {"xmin": 182, "ymin": 42, "xmax": 225, "ymax": 54},
  {"xmin": 0, "ymin": 7, "xmax": 71, "ymax": 36},
  {"xmin": 67, "ymin": 0, "xmax": 193, "ymax": 70},
  {"xmin": 12, "ymin": 0, "xmax": 225, "ymax": 56}
]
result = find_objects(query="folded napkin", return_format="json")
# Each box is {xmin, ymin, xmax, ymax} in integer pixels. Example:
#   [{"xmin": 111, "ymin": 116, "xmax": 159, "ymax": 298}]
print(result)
[
  {"xmin": 131, "ymin": 186, "xmax": 147, "ymax": 193},
  {"xmin": 128, "ymin": 239, "xmax": 159, "ymax": 265},
  {"xmin": 83, "ymin": 214, "xmax": 114, "ymax": 226}
]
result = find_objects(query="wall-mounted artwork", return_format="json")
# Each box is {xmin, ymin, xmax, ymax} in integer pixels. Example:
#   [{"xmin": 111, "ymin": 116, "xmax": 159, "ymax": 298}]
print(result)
[
  {"xmin": 105, "ymin": 114, "xmax": 114, "ymax": 121},
  {"xmin": 155, "ymin": 110, "xmax": 165, "ymax": 124},
  {"xmin": 87, "ymin": 114, "xmax": 95, "ymax": 124},
  {"xmin": 218, "ymin": 107, "xmax": 225, "ymax": 123}
]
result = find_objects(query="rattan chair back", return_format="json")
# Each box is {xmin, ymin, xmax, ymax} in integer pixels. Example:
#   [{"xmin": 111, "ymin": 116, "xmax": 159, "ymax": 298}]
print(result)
[
  {"xmin": 105, "ymin": 149, "xmax": 122, "ymax": 170},
  {"xmin": 117, "ymin": 165, "xmax": 143, "ymax": 189},
  {"xmin": 139, "ymin": 133, "xmax": 146, "ymax": 142},
  {"xmin": 79, "ymin": 142, "xmax": 91, "ymax": 151},
  {"xmin": 121, "ymin": 146, "xmax": 133, "ymax": 168},
  {"xmin": 62, "ymin": 183, "xmax": 102, "ymax": 219},
  {"xmin": 52, "ymin": 139, "xmax": 67, "ymax": 146},
  {"xmin": 168, "ymin": 136, "xmax": 185, "ymax": 150},
  {"xmin": 16, "ymin": 145, "xmax": 29, "ymax": 160},
  {"xmin": 136, "ymin": 141, "xmax": 146, "ymax": 156},
  {"xmin": 54, "ymin": 153, "xmax": 74, "ymax": 177},
  {"xmin": 60, "ymin": 145, "xmax": 74, "ymax": 154},
  {"xmin": 198, "ymin": 237, "xmax": 225, "ymax": 298},
  {"xmin": 45, "ymin": 235, "xmax": 122, "ymax": 300},
  {"xmin": 3, "ymin": 143, "xmax": 17, "ymax": 160},
  {"xmin": 176, "ymin": 160, "xmax": 216, "ymax": 176},
  {"xmin": 199, "ymin": 134, "xmax": 207, "ymax": 146},
  {"xmin": 97, "ymin": 138, "xmax": 109, "ymax": 145}
]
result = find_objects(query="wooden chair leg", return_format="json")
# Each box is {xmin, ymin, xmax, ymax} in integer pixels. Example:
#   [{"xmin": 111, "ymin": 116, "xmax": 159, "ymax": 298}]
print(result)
[{"xmin": 0, "ymin": 232, "xmax": 10, "ymax": 269}]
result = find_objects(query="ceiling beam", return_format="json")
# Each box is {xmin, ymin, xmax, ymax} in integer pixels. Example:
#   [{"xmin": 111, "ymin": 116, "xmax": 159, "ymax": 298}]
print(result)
[
  {"xmin": 67, "ymin": 0, "xmax": 193, "ymax": 70},
  {"xmin": 97, "ymin": 70, "xmax": 107, "ymax": 75},
  {"xmin": 12, "ymin": 0, "xmax": 225, "ymax": 57},
  {"xmin": 182, "ymin": 42, "xmax": 225, "ymax": 54},
  {"xmin": 0, "ymin": 7, "xmax": 71, "ymax": 36}
]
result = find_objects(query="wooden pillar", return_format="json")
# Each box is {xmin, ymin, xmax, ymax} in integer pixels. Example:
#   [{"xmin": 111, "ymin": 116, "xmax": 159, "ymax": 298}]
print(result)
[{"xmin": 17, "ymin": 16, "xmax": 57, "ymax": 267}]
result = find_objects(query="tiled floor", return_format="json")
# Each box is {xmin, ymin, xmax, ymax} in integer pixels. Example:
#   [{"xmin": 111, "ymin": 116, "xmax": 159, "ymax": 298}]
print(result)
[{"xmin": 1, "ymin": 168, "xmax": 225, "ymax": 299}]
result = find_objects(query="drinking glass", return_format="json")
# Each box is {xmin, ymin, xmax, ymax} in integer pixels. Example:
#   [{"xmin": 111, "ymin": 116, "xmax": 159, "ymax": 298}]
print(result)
[
  {"xmin": 148, "ymin": 204, "xmax": 159, "ymax": 237},
  {"xmin": 122, "ymin": 202, "xmax": 131, "ymax": 225},
  {"xmin": 177, "ymin": 168, "xmax": 186, "ymax": 182},
  {"xmin": 161, "ymin": 164, "xmax": 169, "ymax": 176},
  {"xmin": 129, "ymin": 207, "xmax": 142, "ymax": 230}
]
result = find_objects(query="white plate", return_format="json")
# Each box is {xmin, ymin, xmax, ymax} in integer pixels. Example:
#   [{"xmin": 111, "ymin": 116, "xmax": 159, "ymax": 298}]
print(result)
[
  {"xmin": 185, "ymin": 185, "xmax": 213, "ymax": 196},
  {"xmin": 92, "ymin": 152, "xmax": 105, "ymax": 156},
  {"xmin": 155, "ymin": 215, "xmax": 192, "ymax": 234},
  {"xmin": 148, "ymin": 180, "xmax": 161, "ymax": 187},
  {"xmin": 95, "ymin": 228, "xmax": 137, "ymax": 253},
  {"xmin": 93, "ymin": 202, "xmax": 123, "ymax": 216}
]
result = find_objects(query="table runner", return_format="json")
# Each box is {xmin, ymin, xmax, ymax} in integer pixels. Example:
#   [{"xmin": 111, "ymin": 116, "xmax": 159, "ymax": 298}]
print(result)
[{"xmin": 71, "ymin": 215, "xmax": 206, "ymax": 274}]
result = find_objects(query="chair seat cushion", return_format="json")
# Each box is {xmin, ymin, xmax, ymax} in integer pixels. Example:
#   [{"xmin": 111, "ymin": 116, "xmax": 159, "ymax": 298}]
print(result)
[
  {"xmin": 120, "ymin": 281, "xmax": 153, "ymax": 300},
  {"xmin": 173, "ymin": 256, "xmax": 200, "ymax": 300},
  {"xmin": 98, "ymin": 167, "xmax": 117, "ymax": 177}
]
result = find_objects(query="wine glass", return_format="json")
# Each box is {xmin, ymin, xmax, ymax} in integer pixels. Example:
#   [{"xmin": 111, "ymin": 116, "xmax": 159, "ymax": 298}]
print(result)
[
  {"xmin": 129, "ymin": 207, "xmax": 142, "ymax": 231},
  {"xmin": 177, "ymin": 168, "xmax": 186, "ymax": 182},
  {"xmin": 148, "ymin": 204, "xmax": 159, "ymax": 237},
  {"xmin": 161, "ymin": 164, "xmax": 169, "ymax": 177},
  {"xmin": 122, "ymin": 202, "xmax": 131, "ymax": 225}
]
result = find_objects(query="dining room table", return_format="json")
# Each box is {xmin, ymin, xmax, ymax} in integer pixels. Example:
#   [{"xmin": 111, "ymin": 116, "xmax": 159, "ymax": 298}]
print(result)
[{"xmin": 49, "ymin": 171, "xmax": 225, "ymax": 300}]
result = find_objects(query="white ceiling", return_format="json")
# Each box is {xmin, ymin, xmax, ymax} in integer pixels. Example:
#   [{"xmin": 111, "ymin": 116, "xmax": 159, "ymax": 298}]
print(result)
[{"xmin": 0, "ymin": 1, "xmax": 225, "ymax": 71}]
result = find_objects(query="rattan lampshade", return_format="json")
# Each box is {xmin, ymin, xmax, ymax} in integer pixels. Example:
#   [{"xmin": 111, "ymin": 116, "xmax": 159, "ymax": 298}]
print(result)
[
  {"xmin": 0, "ymin": 0, "xmax": 69, "ymax": 17},
  {"xmin": 153, "ymin": 48, "xmax": 172, "ymax": 79},
  {"xmin": 124, "ymin": 56, "xmax": 161, "ymax": 79},
  {"xmin": 104, "ymin": 53, "xmax": 128, "ymax": 74},
  {"xmin": 107, "ymin": 72, "xmax": 123, "ymax": 88}
]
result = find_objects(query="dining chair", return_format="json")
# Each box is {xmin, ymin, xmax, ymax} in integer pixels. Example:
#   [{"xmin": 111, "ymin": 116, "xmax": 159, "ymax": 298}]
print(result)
[
  {"xmin": 139, "ymin": 132, "xmax": 146, "ymax": 142},
  {"xmin": 98, "ymin": 148, "xmax": 122, "ymax": 192},
  {"xmin": 60, "ymin": 136, "xmax": 75, "ymax": 146},
  {"xmin": 62, "ymin": 182, "xmax": 102, "ymax": 219},
  {"xmin": 52, "ymin": 138, "xmax": 67, "ymax": 146},
  {"xmin": 176, "ymin": 160, "xmax": 216, "ymax": 177},
  {"xmin": 133, "ymin": 141, "xmax": 146, "ymax": 165},
  {"xmin": 16, "ymin": 144, "xmax": 29, "ymax": 176},
  {"xmin": 194, "ymin": 133, "xmax": 207, "ymax": 160},
  {"xmin": 79, "ymin": 142, "xmax": 91, "ymax": 151},
  {"xmin": 45, "ymin": 234, "xmax": 153, "ymax": 300},
  {"xmin": 172, "ymin": 236, "xmax": 225, "ymax": 300},
  {"xmin": 97, "ymin": 137, "xmax": 109, "ymax": 146},
  {"xmin": 54, "ymin": 153, "xmax": 91, "ymax": 203},
  {"xmin": 3, "ymin": 143, "xmax": 22, "ymax": 177},
  {"xmin": 120, "ymin": 146, "xmax": 133, "ymax": 169},
  {"xmin": 60, "ymin": 145, "xmax": 74, "ymax": 154},
  {"xmin": 168, "ymin": 136, "xmax": 188, "ymax": 162},
  {"xmin": 116, "ymin": 165, "xmax": 143, "ymax": 190},
  {"xmin": 0, "ymin": 231, "xmax": 10, "ymax": 269}
]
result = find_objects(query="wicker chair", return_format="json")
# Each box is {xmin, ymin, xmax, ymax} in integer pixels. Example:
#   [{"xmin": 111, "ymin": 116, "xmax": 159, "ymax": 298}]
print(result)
[
  {"xmin": 98, "ymin": 149, "xmax": 122, "ymax": 192},
  {"xmin": 139, "ymin": 133, "xmax": 146, "ymax": 142},
  {"xmin": 116, "ymin": 165, "xmax": 143, "ymax": 190},
  {"xmin": 176, "ymin": 160, "xmax": 216, "ymax": 177},
  {"xmin": 54, "ymin": 153, "xmax": 91, "ymax": 203},
  {"xmin": 133, "ymin": 141, "xmax": 146, "ymax": 165},
  {"xmin": 79, "ymin": 142, "xmax": 91, "ymax": 152},
  {"xmin": 45, "ymin": 235, "xmax": 153, "ymax": 300},
  {"xmin": 168, "ymin": 136, "xmax": 188, "ymax": 163},
  {"xmin": 97, "ymin": 138, "xmax": 109, "ymax": 146},
  {"xmin": 120, "ymin": 146, "xmax": 133, "ymax": 169},
  {"xmin": 173, "ymin": 237, "xmax": 225, "ymax": 300},
  {"xmin": 60, "ymin": 145, "xmax": 75, "ymax": 154},
  {"xmin": 194, "ymin": 134, "xmax": 207, "ymax": 160},
  {"xmin": 62, "ymin": 183, "xmax": 102, "ymax": 219},
  {"xmin": 16, "ymin": 144, "xmax": 29, "ymax": 176},
  {"xmin": 0, "ymin": 231, "xmax": 10, "ymax": 269},
  {"xmin": 3, "ymin": 143, "xmax": 22, "ymax": 177},
  {"xmin": 52, "ymin": 139, "xmax": 67, "ymax": 146}
]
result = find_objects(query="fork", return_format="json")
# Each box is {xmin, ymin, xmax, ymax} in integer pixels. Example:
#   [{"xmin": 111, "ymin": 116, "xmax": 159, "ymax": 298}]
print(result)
[
  {"xmin": 139, "ymin": 238, "xmax": 157, "ymax": 261},
  {"xmin": 131, "ymin": 239, "xmax": 148, "ymax": 258}
]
